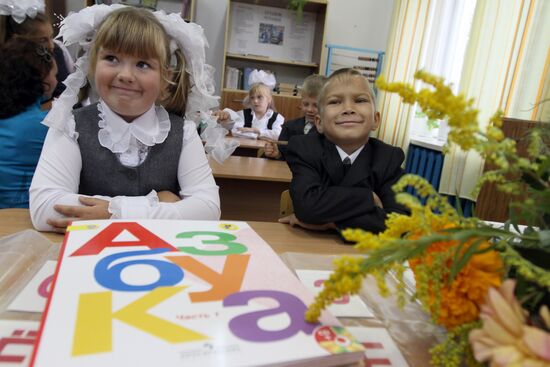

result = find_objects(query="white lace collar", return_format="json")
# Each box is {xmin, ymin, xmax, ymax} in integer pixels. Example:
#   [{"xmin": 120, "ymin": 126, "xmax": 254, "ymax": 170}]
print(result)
[{"xmin": 97, "ymin": 100, "xmax": 171, "ymax": 153}]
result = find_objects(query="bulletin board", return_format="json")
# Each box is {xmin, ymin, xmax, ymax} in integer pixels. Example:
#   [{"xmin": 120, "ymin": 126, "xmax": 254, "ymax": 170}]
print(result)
[{"xmin": 228, "ymin": 3, "xmax": 317, "ymax": 63}]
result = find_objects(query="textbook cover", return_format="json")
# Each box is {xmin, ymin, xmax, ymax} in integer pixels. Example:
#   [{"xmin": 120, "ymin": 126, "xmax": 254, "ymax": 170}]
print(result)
[{"xmin": 30, "ymin": 220, "xmax": 364, "ymax": 367}]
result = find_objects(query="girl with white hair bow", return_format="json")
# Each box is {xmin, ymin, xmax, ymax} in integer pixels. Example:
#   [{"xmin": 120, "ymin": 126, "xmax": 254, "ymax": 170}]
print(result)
[{"xmin": 29, "ymin": 5, "xmax": 225, "ymax": 232}]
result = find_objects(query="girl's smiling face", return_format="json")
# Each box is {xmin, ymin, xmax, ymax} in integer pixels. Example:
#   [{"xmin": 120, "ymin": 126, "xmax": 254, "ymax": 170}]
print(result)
[{"xmin": 95, "ymin": 48, "xmax": 162, "ymax": 122}]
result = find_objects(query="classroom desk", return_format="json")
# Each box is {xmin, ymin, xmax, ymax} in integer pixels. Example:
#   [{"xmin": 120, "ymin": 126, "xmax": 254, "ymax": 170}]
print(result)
[
  {"xmin": 225, "ymin": 136, "xmax": 267, "ymax": 157},
  {"xmin": 208, "ymin": 156, "xmax": 292, "ymax": 222},
  {"xmin": 0, "ymin": 210, "xmax": 432, "ymax": 365},
  {"xmin": 0, "ymin": 209, "xmax": 356, "ymax": 255}
]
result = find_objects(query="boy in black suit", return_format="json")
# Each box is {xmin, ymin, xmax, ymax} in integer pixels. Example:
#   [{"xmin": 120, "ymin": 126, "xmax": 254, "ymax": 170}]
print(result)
[
  {"xmin": 263, "ymin": 74, "xmax": 326, "ymax": 160},
  {"xmin": 281, "ymin": 68, "xmax": 408, "ymax": 234}
]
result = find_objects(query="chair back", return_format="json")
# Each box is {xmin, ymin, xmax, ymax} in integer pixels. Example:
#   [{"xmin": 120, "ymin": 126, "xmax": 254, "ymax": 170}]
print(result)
[{"xmin": 279, "ymin": 189, "xmax": 294, "ymax": 217}]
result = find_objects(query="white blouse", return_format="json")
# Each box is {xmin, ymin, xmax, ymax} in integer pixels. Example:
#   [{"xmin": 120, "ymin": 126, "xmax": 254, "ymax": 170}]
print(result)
[
  {"xmin": 29, "ymin": 101, "xmax": 220, "ymax": 231},
  {"xmin": 224, "ymin": 108, "xmax": 284, "ymax": 140}
]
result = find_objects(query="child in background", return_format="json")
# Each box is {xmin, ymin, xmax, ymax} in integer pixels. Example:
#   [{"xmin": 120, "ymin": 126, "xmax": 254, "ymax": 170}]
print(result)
[
  {"xmin": 0, "ymin": 0, "xmax": 74, "ymax": 98},
  {"xmin": 0, "ymin": 38, "xmax": 57, "ymax": 208},
  {"xmin": 264, "ymin": 74, "xmax": 326, "ymax": 160},
  {"xmin": 282, "ymin": 68, "xmax": 408, "ymax": 234},
  {"xmin": 215, "ymin": 82, "xmax": 284, "ymax": 140},
  {"xmin": 30, "ymin": 5, "xmax": 220, "ymax": 232}
]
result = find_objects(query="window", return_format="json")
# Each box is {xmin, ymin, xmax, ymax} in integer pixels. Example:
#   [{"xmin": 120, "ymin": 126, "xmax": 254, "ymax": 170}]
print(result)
[{"xmin": 409, "ymin": 0, "xmax": 477, "ymax": 145}]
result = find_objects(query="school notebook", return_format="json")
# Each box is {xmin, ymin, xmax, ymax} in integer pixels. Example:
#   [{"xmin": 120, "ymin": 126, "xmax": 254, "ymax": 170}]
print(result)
[{"xmin": 30, "ymin": 220, "xmax": 364, "ymax": 367}]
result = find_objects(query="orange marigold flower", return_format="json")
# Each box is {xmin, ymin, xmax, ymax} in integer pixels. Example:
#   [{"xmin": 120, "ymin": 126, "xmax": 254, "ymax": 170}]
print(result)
[{"xmin": 410, "ymin": 237, "xmax": 504, "ymax": 330}]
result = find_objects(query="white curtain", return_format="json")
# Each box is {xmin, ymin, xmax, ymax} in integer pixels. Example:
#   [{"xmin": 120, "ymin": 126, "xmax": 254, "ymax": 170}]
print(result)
[
  {"xmin": 375, "ymin": 0, "xmax": 435, "ymax": 149},
  {"xmin": 439, "ymin": 0, "xmax": 550, "ymax": 200}
]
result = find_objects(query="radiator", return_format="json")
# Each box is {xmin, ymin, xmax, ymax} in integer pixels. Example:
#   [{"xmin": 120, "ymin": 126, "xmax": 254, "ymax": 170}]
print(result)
[
  {"xmin": 404, "ymin": 143, "xmax": 474, "ymax": 217},
  {"xmin": 404, "ymin": 143, "xmax": 444, "ymax": 191}
]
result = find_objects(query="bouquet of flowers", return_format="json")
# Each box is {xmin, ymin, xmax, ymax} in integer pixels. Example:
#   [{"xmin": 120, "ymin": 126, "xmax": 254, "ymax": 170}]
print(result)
[{"xmin": 305, "ymin": 71, "xmax": 550, "ymax": 366}]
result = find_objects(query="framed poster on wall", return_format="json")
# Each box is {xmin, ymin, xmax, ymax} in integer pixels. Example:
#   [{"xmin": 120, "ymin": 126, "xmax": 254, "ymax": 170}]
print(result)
[{"xmin": 228, "ymin": 3, "xmax": 317, "ymax": 63}]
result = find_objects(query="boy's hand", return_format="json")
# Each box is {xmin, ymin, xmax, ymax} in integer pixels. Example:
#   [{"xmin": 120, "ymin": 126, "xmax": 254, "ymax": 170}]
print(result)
[
  {"xmin": 213, "ymin": 110, "xmax": 230, "ymax": 123},
  {"xmin": 373, "ymin": 192, "xmax": 383, "ymax": 208},
  {"xmin": 279, "ymin": 214, "xmax": 336, "ymax": 231},
  {"xmin": 48, "ymin": 197, "xmax": 110, "ymax": 233},
  {"xmin": 263, "ymin": 141, "xmax": 281, "ymax": 159},
  {"xmin": 157, "ymin": 190, "xmax": 181, "ymax": 203}
]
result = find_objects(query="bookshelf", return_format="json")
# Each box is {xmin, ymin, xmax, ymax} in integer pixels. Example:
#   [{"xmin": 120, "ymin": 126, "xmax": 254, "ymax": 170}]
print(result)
[
  {"xmin": 221, "ymin": 0, "xmax": 328, "ymax": 121},
  {"xmin": 84, "ymin": 0, "xmax": 196, "ymax": 21}
]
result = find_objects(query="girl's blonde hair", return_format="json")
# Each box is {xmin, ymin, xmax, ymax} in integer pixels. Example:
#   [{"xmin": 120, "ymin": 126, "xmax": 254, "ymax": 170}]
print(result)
[
  {"xmin": 244, "ymin": 82, "xmax": 276, "ymax": 111},
  {"xmin": 88, "ymin": 7, "xmax": 189, "ymax": 116}
]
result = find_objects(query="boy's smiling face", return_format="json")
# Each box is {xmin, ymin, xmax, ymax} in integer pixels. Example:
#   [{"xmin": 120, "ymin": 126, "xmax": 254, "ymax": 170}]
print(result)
[
  {"xmin": 300, "ymin": 94, "xmax": 319, "ymax": 123},
  {"xmin": 315, "ymin": 75, "xmax": 380, "ymax": 155}
]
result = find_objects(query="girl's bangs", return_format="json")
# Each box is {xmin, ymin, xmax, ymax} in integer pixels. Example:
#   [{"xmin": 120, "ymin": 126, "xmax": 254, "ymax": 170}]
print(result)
[{"xmin": 97, "ymin": 16, "xmax": 167, "ymax": 62}]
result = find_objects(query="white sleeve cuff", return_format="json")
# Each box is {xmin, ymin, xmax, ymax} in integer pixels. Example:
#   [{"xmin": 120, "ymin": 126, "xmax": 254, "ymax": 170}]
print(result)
[{"xmin": 108, "ymin": 190, "xmax": 160, "ymax": 219}]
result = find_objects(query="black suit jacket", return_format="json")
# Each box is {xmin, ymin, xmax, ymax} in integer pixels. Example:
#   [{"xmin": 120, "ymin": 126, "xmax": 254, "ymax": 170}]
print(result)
[
  {"xmin": 286, "ymin": 133, "xmax": 408, "ymax": 234},
  {"xmin": 272, "ymin": 117, "xmax": 315, "ymax": 160}
]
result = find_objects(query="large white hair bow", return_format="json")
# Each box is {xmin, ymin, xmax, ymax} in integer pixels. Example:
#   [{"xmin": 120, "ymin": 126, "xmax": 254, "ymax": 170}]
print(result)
[
  {"xmin": 248, "ymin": 69, "xmax": 276, "ymax": 90},
  {"xmin": 44, "ymin": 4, "xmax": 236, "ymax": 162},
  {"xmin": 0, "ymin": 0, "xmax": 45, "ymax": 24}
]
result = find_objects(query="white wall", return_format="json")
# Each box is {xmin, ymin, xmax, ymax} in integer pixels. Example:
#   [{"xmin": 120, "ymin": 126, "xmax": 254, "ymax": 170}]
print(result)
[
  {"xmin": 324, "ymin": 0, "xmax": 394, "ymax": 51},
  {"xmin": 195, "ymin": 0, "xmax": 228, "ymax": 95},
  {"xmin": 63, "ymin": 0, "xmax": 395, "ymax": 93}
]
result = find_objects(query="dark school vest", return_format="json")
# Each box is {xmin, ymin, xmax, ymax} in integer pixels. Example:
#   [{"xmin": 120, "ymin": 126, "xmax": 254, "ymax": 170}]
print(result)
[
  {"xmin": 243, "ymin": 108, "xmax": 278, "ymax": 129},
  {"xmin": 74, "ymin": 103, "xmax": 183, "ymax": 197}
]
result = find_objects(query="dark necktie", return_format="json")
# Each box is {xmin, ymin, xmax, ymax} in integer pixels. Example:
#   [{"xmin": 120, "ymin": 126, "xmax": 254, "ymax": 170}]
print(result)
[{"xmin": 343, "ymin": 156, "xmax": 352, "ymax": 176}]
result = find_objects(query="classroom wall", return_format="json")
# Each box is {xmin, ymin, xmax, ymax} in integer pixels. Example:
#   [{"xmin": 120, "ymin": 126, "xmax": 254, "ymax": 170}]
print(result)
[
  {"xmin": 325, "ymin": 0, "xmax": 394, "ymax": 51},
  {"xmin": 65, "ymin": 0, "xmax": 395, "ymax": 93}
]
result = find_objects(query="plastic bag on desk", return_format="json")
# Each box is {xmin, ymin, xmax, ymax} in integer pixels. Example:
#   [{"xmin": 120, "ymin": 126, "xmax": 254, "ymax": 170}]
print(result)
[
  {"xmin": 200, "ymin": 111, "xmax": 239, "ymax": 163},
  {"xmin": 280, "ymin": 252, "xmax": 444, "ymax": 366},
  {"xmin": 357, "ymin": 272, "xmax": 445, "ymax": 366},
  {"xmin": 0, "ymin": 230, "xmax": 58, "ymax": 320}
]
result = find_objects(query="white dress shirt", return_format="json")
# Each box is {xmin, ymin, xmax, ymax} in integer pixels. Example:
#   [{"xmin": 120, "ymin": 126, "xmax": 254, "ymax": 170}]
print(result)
[
  {"xmin": 224, "ymin": 108, "xmax": 284, "ymax": 140},
  {"xmin": 29, "ymin": 101, "xmax": 220, "ymax": 231},
  {"xmin": 335, "ymin": 145, "xmax": 365, "ymax": 164}
]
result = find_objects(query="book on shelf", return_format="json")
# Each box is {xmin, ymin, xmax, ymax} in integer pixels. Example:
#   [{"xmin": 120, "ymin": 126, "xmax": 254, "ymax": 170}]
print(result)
[
  {"xmin": 242, "ymin": 67, "xmax": 254, "ymax": 91},
  {"xmin": 224, "ymin": 66, "xmax": 242, "ymax": 90},
  {"xmin": 30, "ymin": 220, "xmax": 365, "ymax": 367},
  {"xmin": 275, "ymin": 82, "xmax": 299, "ymax": 96}
]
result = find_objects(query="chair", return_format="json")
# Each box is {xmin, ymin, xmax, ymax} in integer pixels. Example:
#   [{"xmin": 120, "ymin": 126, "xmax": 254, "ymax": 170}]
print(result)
[{"xmin": 279, "ymin": 189, "xmax": 294, "ymax": 217}]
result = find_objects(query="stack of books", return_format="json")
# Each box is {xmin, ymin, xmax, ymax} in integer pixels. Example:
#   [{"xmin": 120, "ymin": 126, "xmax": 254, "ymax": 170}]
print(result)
[{"xmin": 276, "ymin": 82, "xmax": 298, "ymax": 96}]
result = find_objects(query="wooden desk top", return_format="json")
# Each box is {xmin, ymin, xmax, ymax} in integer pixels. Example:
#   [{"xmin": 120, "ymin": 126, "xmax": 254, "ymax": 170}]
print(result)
[
  {"xmin": 208, "ymin": 155, "xmax": 292, "ymax": 183},
  {"xmin": 225, "ymin": 136, "xmax": 267, "ymax": 149},
  {"xmin": 0, "ymin": 209, "xmax": 357, "ymax": 256}
]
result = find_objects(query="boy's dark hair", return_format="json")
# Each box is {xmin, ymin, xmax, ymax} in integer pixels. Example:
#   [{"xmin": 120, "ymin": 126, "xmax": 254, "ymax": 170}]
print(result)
[{"xmin": 0, "ymin": 37, "xmax": 55, "ymax": 119}]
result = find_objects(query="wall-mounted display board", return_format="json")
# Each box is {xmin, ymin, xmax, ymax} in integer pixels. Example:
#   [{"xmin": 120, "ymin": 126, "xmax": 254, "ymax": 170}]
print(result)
[
  {"xmin": 228, "ymin": 3, "xmax": 317, "ymax": 64},
  {"xmin": 220, "ymin": 0, "xmax": 328, "ymax": 120}
]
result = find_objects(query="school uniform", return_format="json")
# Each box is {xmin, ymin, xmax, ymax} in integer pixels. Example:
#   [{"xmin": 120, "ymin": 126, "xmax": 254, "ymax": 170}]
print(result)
[
  {"xmin": 286, "ymin": 132, "xmax": 408, "ymax": 234},
  {"xmin": 272, "ymin": 116, "xmax": 316, "ymax": 160},
  {"xmin": 29, "ymin": 100, "xmax": 220, "ymax": 231},
  {"xmin": 0, "ymin": 100, "xmax": 48, "ymax": 208},
  {"xmin": 223, "ymin": 108, "xmax": 284, "ymax": 140}
]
